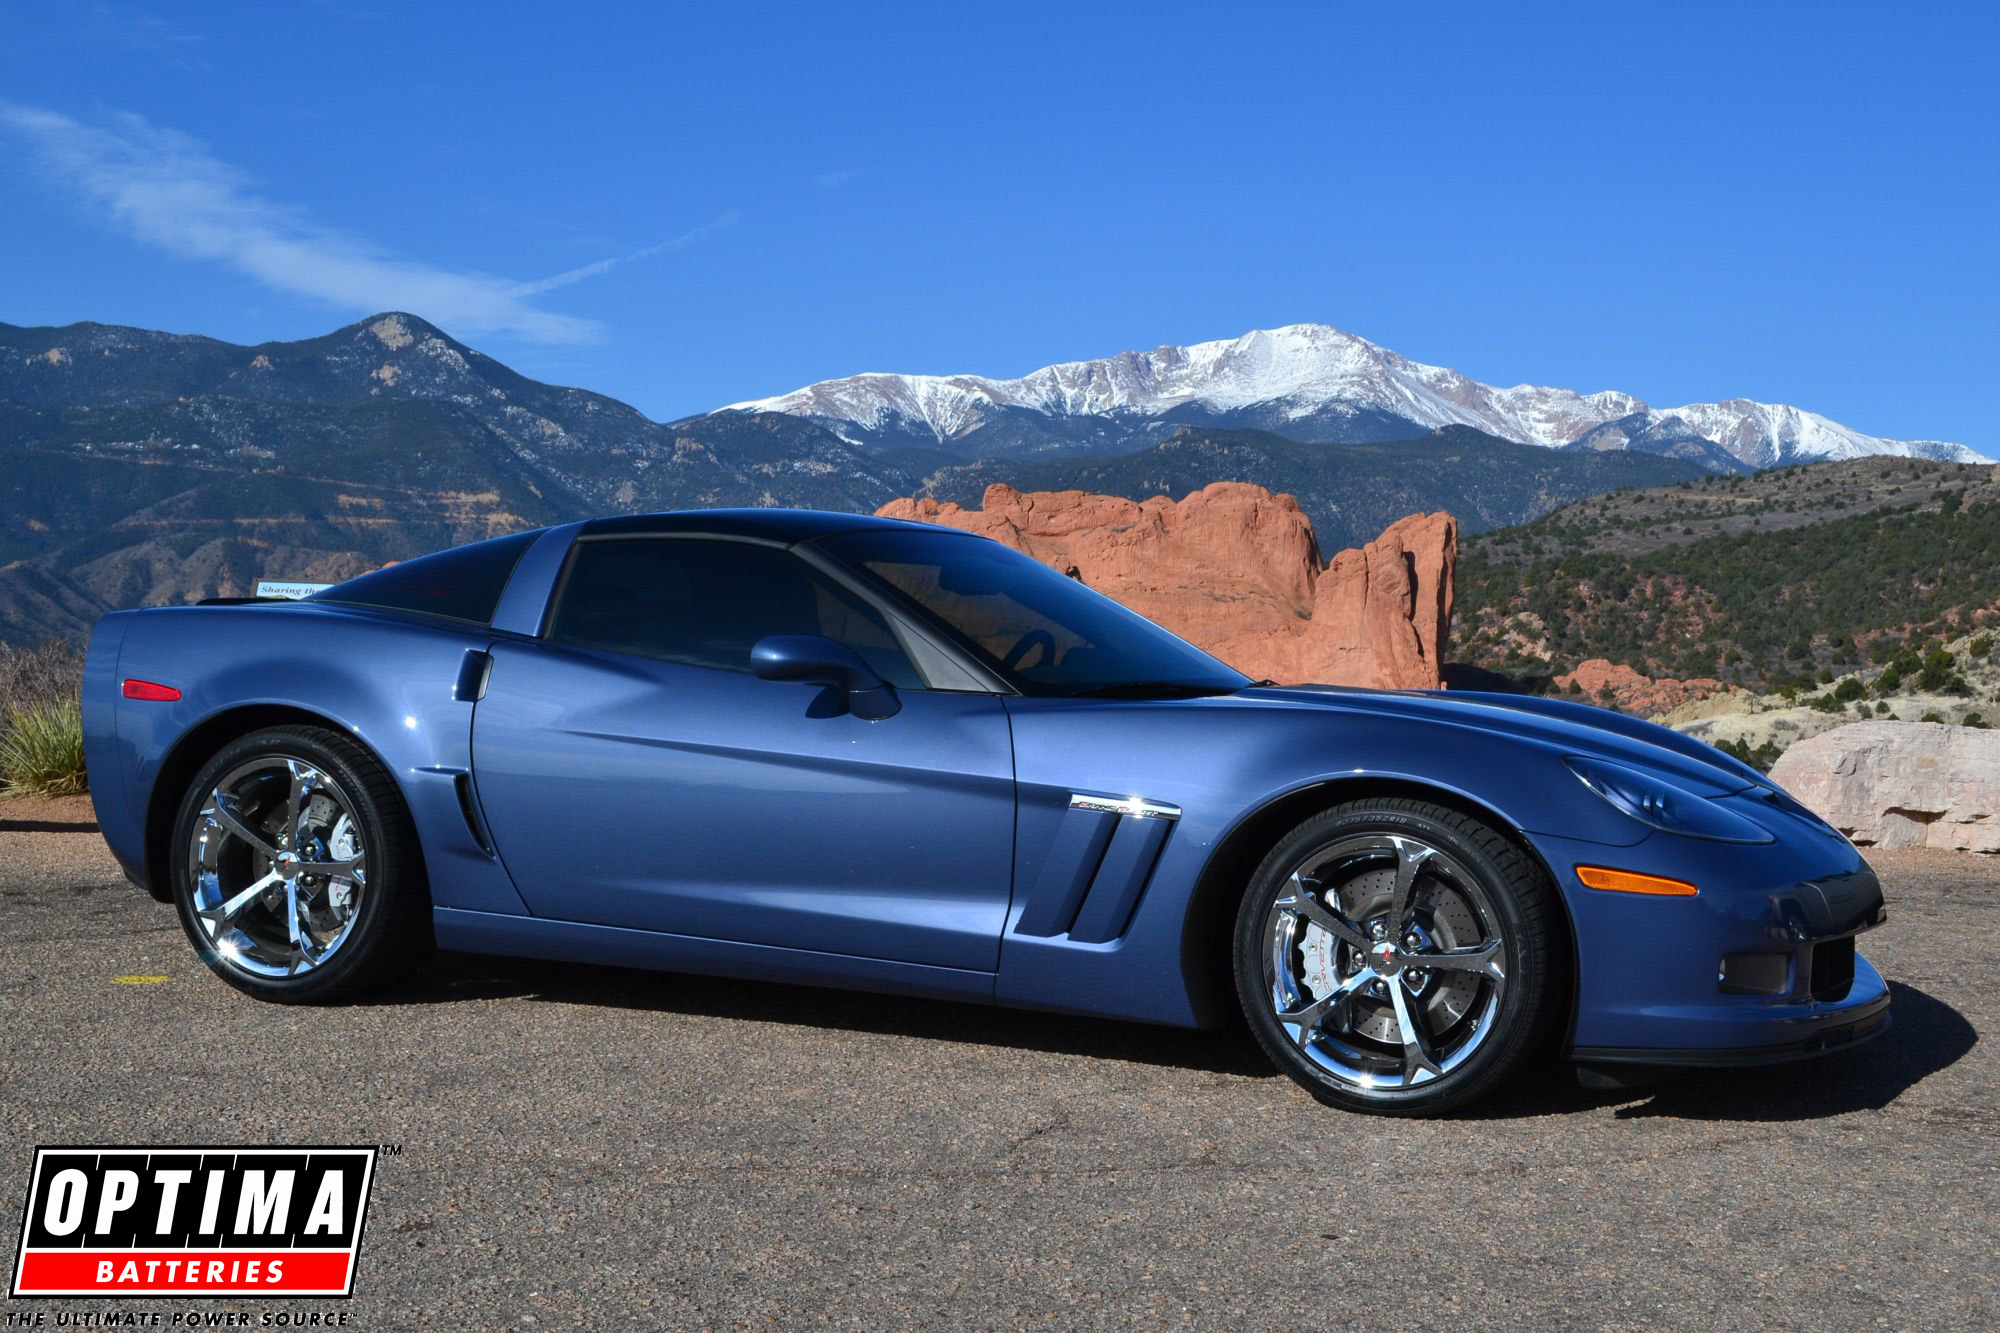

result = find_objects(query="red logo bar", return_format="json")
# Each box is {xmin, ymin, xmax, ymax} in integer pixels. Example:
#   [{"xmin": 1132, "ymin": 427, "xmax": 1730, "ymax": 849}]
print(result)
[{"xmin": 15, "ymin": 1249, "xmax": 354, "ymax": 1296}]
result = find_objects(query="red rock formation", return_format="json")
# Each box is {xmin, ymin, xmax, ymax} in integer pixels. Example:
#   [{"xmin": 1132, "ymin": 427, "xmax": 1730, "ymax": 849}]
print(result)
[
  {"xmin": 1554, "ymin": 658, "xmax": 1733, "ymax": 717},
  {"xmin": 875, "ymin": 482, "xmax": 1456, "ymax": 689}
]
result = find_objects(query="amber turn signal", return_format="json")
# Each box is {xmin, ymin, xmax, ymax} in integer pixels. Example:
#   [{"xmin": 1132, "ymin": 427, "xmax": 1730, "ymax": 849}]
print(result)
[{"xmin": 1575, "ymin": 865, "xmax": 1699, "ymax": 897}]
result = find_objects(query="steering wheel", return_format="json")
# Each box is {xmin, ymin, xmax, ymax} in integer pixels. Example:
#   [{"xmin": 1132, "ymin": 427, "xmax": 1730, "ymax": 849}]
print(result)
[{"xmin": 1000, "ymin": 629, "xmax": 1056, "ymax": 672}]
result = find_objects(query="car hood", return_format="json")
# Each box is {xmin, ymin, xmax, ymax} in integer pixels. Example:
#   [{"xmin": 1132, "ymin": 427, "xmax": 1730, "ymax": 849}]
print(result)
[{"xmin": 1231, "ymin": 684, "xmax": 1767, "ymax": 797}]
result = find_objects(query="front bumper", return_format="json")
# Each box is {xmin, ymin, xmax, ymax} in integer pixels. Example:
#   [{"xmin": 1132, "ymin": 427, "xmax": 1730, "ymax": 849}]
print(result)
[
  {"xmin": 1572, "ymin": 957, "xmax": 1890, "ymax": 1066},
  {"xmin": 1531, "ymin": 818, "xmax": 1893, "ymax": 1063}
]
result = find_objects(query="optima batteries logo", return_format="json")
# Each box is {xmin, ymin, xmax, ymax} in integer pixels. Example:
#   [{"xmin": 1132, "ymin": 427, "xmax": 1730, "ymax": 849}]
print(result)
[{"xmin": 10, "ymin": 1148, "xmax": 377, "ymax": 1297}]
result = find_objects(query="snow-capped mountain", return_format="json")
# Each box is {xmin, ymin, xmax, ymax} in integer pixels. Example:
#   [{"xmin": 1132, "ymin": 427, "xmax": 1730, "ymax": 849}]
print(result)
[
  {"xmin": 722, "ymin": 324, "xmax": 1989, "ymax": 469},
  {"xmin": 1641, "ymin": 400, "xmax": 1981, "ymax": 470}
]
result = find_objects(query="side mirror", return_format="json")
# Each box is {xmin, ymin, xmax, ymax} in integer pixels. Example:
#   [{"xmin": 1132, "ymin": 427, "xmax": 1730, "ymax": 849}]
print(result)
[{"xmin": 750, "ymin": 635, "xmax": 900, "ymax": 720}]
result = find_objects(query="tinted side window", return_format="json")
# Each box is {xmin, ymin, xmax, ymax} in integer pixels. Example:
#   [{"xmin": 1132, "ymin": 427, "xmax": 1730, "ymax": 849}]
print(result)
[
  {"xmin": 820, "ymin": 528, "xmax": 1244, "ymax": 695},
  {"xmin": 312, "ymin": 530, "xmax": 538, "ymax": 624},
  {"xmin": 546, "ymin": 539, "xmax": 922, "ymax": 688}
]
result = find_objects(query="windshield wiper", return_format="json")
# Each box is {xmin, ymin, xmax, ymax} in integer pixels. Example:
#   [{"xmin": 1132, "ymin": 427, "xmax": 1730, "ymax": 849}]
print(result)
[{"xmin": 1064, "ymin": 681, "xmax": 1243, "ymax": 699}]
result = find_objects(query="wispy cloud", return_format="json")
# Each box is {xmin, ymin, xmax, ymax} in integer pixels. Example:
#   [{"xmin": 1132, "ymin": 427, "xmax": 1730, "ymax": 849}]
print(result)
[
  {"xmin": 512, "ymin": 211, "xmax": 740, "ymax": 297},
  {"xmin": 0, "ymin": 104, "xmax": 730, "ymax": 344},
  {"xmin": 81, "ymin": 6, "xmax": 210, "ymax": 69}
]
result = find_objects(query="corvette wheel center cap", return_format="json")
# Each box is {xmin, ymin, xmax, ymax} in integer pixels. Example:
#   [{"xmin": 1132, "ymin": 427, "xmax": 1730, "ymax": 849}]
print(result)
[
  {"xmin": 1371, "ymin": 943, "xmax": 1402, "ymax": 974},
  {"xmin": 276, "ymin": 852, "xmax": 301, "ymax": 880}
]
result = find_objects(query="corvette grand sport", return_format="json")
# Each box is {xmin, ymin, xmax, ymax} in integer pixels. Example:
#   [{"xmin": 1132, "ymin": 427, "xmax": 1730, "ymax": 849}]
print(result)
[{"xmin": 81, "ymin": 509, "xmax": 1890, "ymax": 1114}]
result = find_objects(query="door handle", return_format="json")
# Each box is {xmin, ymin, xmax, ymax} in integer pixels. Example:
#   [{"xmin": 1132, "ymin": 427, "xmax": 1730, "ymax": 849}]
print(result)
[{"xmin": 455, "ymin": 649, "xmax": 494, "ymax": 702}]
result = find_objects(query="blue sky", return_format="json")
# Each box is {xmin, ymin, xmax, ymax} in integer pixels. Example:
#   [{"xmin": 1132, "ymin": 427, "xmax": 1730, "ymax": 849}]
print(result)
[{"xmin": 2, "ymin": 3, "xmax": 1994, "ymax": 447}]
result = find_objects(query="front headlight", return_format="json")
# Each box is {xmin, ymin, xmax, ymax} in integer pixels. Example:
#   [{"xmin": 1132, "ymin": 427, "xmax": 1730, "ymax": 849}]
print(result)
[{"xmin": 1565, "ymin": 755, "xmax": 1773, "ymax": 844}]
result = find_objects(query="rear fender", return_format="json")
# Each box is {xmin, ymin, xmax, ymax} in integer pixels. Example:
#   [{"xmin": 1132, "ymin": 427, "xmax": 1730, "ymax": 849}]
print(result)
[{"xmin": 105, "ymin": 604, "xmax": 529, "ymax": 917}]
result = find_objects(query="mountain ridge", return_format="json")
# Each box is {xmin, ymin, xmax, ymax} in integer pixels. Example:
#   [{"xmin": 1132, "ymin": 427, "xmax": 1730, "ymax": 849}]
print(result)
[
  {"xmin": 0, "ymin": 312, "xmax": 931, "ymax": 642},
  {"xmin": 721, "ymin": 322, "xmax": 1987, "ymax": 470}
]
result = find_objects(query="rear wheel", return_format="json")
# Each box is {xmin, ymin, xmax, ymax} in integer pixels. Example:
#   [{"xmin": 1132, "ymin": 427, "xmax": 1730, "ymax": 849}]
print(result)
[
  {"xmin": 1234, "ymin": 799, "xmax": 1564, "ymax": 1115},
  {"xmin": 170, "ymin": 726, "xmax": 430, "ymax": 1002}
]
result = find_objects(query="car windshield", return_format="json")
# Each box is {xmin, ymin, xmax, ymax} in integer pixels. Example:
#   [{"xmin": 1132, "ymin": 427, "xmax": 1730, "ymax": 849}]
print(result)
[{"xmin": 818, "ymin": 528, "xmax": 1250, "ymax": 697}]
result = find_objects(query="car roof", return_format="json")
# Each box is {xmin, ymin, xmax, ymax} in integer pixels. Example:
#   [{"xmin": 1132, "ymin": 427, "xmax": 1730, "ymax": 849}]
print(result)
[{"xmin": 576, "ymin": 508, "xmax": 971, "ymax": 543}]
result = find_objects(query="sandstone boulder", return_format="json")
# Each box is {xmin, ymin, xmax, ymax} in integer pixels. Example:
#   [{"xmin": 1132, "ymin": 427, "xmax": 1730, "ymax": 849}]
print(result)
[
  {"xmin": 875, "ymin": 482, "xmax": 1455, "ymax": 689},
  {"xmin": 1768, "ymin": 721, "xmax": 2000, "ymax": 853},
  {"xmin": 1555, "ymin": 658, "xmax": 1735, "ymax": 718}
]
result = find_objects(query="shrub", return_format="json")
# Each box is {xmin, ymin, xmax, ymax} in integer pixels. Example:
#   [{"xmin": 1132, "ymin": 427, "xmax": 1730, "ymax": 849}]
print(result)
[
  {"xmin": 1921, "ymin": 711, "xmax": 1945, "ymax": 723},
  {"xmin": 0, "ymin": 699, "xmax": 86, "ymax": 797},
  {"xmin": 0, "ymin": 639, "xmax": 84, "ymax": 714},
  {"xmin": 1918, "ymin": 649, "xmax": 1958, "ymax": 692},
  {"xmin": 1807, "ymin": 693, "xmax": 1839, "ymax": 714},
  {"xmin": 1715, "ymin": 736, "xmax": 1783, "ymax": 772},
  {"xmin": 1972, "ymin": 636, "xmax": 1993, "ymax": 659},
  {"xmin": 1833, "ymin": 677, "xmax": 1863, "ymax": 702},
  {"xmin": 0, "ymin": 639, "xmax": 87, "ymax": 798},
  {"xmin": 1966, "ymin": 712, "xmax": 1989, "ymax": 728}
]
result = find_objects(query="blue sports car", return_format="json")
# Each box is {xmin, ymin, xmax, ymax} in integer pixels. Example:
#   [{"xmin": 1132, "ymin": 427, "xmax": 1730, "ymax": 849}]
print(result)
[{"xmin": 82, "ymin": 509, "xmax": 1889, "ymax": 1114}]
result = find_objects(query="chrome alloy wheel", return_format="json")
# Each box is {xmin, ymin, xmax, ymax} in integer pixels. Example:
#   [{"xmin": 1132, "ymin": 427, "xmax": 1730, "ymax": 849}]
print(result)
[
  {"xmin": 184, "ymin": 756, "xmax": 368, "ymax": 979},
  {"xmin": 1260, "ymin": 833, "xmax": 1508, "ymax": 1092}
]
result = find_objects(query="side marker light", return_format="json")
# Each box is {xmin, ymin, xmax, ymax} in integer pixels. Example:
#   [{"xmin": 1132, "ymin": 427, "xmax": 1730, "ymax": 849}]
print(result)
[{"xmin": 1576, "ymin": 865, "xmax": 1699, "ymax": 897}]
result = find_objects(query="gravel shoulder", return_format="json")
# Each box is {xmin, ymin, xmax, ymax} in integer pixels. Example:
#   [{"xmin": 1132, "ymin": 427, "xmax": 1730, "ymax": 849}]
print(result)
[{"xmin": 1, "ymin": 795, "xmax": 1994, "ymax": 1330}]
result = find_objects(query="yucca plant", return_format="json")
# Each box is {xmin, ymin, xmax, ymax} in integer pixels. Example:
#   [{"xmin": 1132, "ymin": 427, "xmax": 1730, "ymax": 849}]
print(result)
[{"xmin": 0, "ymin": 698, "xmax": 87, "ymax": 797}]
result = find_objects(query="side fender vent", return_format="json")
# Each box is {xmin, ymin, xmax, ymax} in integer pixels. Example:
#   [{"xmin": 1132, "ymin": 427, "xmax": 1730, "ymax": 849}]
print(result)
[
  {"xmin": 454, "ymin": 772, "xmax": 496, "ymax": 857},
  {"xmin": 1015, "ymin": 794, "xmax": 1179, "ymax": 943}
]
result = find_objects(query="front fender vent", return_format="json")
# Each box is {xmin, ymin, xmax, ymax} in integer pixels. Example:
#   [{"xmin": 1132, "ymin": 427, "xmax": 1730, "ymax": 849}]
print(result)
[{"xmin": 1014, "ymin": 793, "xmax": 1179, "ymax": 943}]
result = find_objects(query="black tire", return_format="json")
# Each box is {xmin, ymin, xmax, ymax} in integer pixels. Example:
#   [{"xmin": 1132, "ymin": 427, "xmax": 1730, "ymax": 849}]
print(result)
[
  {"xmin": 1232, "ymin": 798, "xmax": 1566, "ymax": 1116},
  {"xmin": 170, "ymin": 725, "xmax": 431, "ymax": 1002}
]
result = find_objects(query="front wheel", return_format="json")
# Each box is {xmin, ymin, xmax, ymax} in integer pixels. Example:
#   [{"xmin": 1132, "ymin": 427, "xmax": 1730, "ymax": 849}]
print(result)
[
  {"xmin": 1234, "ymin": 799, "xmax": 1566, "ymax": 1115},
  {"xmin": 170, "ymin": 725, "xmax": 431, "ymax": 1002}
]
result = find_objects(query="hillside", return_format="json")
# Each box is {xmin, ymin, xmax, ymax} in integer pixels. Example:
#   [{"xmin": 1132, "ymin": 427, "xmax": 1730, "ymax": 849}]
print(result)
[
  {"xmin": 1457, "ymin": 459, "xmax": 2000, "ymax": 689},
  {"xmin": 908, "ymin": 426, "xmax": 1704, "ymax": 553},
  {"xmin": 1471, "ymin": 456, "xmax": 2000, "ymax": 561},
  {"xmin": 0, "ymin": 314, "xmax": 924, "ymax": 642}
]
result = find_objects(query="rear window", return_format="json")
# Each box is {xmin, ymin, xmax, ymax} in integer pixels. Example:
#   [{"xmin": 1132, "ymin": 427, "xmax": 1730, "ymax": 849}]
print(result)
[{"xmin": 311, "ymin": 530, "xmax": 539, "ymax": 625}]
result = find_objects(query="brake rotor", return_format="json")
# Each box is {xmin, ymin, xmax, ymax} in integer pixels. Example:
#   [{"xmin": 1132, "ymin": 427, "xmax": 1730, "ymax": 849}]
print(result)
[{"xmin": 1295, "ymin": 864, "xmax": 1484, "ymax": 1044}]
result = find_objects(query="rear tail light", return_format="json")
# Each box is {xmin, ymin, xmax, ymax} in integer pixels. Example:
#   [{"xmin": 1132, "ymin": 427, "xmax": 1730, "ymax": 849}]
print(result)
[{"xmin": 121, "ymin": 679, "xmax": 181, "ymax": 702}]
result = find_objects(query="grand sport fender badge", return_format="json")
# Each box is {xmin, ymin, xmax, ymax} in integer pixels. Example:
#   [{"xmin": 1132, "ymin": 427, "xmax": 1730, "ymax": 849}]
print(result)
[
  {"xmin": 1068, "ymin": 793, "xmax": 1181, "ymax": 821},
  {"xmin": 10, "ymin": 1147, "xmax": 377, "ymax": 1298}
]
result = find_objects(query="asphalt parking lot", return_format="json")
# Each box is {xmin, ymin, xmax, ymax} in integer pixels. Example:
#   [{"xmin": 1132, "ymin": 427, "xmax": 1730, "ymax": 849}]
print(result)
[{"xmin": 1, "ymin": 795, "xmax": 1994, "ymax": 1330}]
